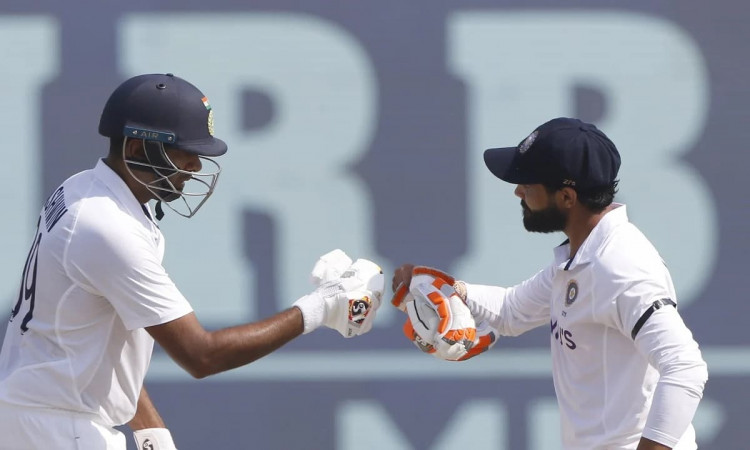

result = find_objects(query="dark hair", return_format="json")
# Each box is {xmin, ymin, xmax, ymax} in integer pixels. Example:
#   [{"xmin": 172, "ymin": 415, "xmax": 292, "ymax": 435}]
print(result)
[{"xmin": 544, "ymin": 180, "xmax": 618, "ymax": 213}]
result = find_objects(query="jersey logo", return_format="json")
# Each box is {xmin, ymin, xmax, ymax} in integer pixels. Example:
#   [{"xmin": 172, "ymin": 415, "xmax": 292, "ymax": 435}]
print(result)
[
  {"xmin": 550, "ymin": 319, "xmax": 577, "ymax": 350},
  {"xmin": 565, "ymin": 279, "xmax": 578, "ymax": 307}
]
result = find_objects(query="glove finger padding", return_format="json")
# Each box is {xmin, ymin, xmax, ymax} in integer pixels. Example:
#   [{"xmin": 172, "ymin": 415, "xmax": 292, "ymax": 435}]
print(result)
[
  {"xmin": 403, "ymin": 316, "xmax": 436, "ymax": 354},
  {"xmin": 404, "ymin": 312, "xmax": 499, "ymax": 361},
  {"xmin": 411, "ymin": 266, "xmax": 456, "ymax": 285},
  {"xmin": 391, "ymin": 282, "xmax": 411, "ymax": 312},
  {"xmin": 457, "ymin": 320, "xmax": 499, "ymax": 361},
  {"xmin": 391, "ymin": 266, "xmax": 454, "ymax": 312},
  {"xmin": 310, "ymin": 249, "xmax": 353, "ymax": 287},
  {"xmin": 342, "ymin": 259, "xmax": 386, "ymax": 301}
]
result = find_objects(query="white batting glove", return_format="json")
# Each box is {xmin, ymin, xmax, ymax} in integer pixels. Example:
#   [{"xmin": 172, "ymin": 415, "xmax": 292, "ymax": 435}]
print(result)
[
  {"xmin": 294, "ymin": 258, "xmax": 384, "ymax": 337},
  {"xmin": 133, "ymin": 428, "xmax": 177, "ymax": 450},
  {"xmin": 309, "ymin": 249, "xmax": 353, "ymax": 287}
]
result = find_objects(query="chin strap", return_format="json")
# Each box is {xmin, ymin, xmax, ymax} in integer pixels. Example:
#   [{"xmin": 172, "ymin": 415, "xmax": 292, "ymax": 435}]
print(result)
[{"xmin": 155, "ymin": 201, "xmax": 165, "ymax": 220}]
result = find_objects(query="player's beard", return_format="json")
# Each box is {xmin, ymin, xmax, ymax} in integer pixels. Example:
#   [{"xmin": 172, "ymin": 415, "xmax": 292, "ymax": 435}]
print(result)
[{"xmin": 521, "ymin": 200, "xmax": 568, "ymax": 233}]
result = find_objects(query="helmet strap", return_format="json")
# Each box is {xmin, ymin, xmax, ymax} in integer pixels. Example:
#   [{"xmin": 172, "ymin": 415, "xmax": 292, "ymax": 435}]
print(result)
[{"xmin": 155, "ymin": 201, "xmax": 165, "ymax": 221}]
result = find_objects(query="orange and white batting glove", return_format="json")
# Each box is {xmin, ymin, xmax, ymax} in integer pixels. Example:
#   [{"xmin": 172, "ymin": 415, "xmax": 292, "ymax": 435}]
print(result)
[{"xmin": 391, "ymin": 267, "xmax": 476, "ymax": 360}]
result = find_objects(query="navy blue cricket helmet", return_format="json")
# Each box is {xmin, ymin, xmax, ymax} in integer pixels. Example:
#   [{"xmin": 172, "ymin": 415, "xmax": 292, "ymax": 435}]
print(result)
[
  {"xmin": 98, "ymin": 74, "xmax": 227, "ymax": 219},
  {"xmin": 98, "ymin": 73, "xmax": 227, "ymax": 156}
]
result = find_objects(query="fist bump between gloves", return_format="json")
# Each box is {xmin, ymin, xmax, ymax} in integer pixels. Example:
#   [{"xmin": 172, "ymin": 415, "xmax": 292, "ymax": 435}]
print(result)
[
  {"xmin": 294, "ymin": 249, "xmax": 384, "ymax": 337},
  {"xmin": 392, "ymin": 266, "xmax": 498, "ymax": 361},
  {"xmin": 292, "ymin": 252, "xmax": 497, "ymax": 359}
]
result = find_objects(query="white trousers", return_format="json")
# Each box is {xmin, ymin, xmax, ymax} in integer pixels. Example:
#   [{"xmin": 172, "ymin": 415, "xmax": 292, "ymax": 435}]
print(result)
[{"xmin": 0, "ymin": 401, "xmax": 126, "ymax": 450}]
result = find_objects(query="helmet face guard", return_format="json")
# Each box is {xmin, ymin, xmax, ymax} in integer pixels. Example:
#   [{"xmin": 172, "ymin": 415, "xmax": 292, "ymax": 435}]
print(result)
[{"xmin": 122, "ymin": 132, "xmax": 221, "ymax": 219}]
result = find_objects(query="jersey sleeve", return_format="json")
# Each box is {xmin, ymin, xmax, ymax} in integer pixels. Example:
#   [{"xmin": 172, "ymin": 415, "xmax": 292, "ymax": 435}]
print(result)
[
  {"xmin": 596, "ymin": 229, "xmax": 707, "ymax": 446},
  {"xmin": 64, "ymin": 202, "xmax": 193, "ymax": 330},
  {"xmin": 635, "ymin": 308, "xmax": 708, "ymax": 447},
  {"xmin": 464, "ymin": 264, "xmax": 553, "ymax": 336}
]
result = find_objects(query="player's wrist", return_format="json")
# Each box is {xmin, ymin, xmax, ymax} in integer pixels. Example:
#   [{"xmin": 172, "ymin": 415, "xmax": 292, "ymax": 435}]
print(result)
[
  {"xmin": 293, "ymin": 292, "xmax": 326, "ymax": 334},
  {"xmin": 453, "ymin": 280, "xmax": 467, "ymax": 302},
  {"xmin": 133, "ymin": 427, "xmax": 177, "ymax": 450}
]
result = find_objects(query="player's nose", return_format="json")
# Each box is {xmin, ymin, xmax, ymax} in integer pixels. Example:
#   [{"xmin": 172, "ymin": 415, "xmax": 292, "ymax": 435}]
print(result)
[
  {"xmin": 514, "ymin": 185, "xmax": 524, "ymax": 199},
  {"xmin": 182, "ymin": 154, "xmax": 202, "ymax": 173}
]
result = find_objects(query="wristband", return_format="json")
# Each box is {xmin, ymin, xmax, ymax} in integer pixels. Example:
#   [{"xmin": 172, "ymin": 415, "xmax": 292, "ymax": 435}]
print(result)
[
  {"xmin": 293, "ymin": 292, "xmax": 325, "ymax": 334},
  {"xmin": 453, "ymin": 280, "xmax": 467, "ymax": 302}
]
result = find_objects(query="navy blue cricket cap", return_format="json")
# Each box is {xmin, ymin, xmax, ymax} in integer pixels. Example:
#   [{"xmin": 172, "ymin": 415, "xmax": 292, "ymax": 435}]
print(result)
[
  {"xmin": 484, "ymin": 117, "xmax": 620, "ymax": 189},
  {"xmin": 98, "ymin": 73, "xmax": 228, "ymax": 157}
]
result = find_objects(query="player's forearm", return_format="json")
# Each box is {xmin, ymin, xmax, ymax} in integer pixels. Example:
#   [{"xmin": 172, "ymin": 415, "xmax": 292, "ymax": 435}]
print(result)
[
  {"xmin": 640, "ymin": 378, "xmax": 705, "ymax": 448},
  {"xmin": 148, "ymin": 308, "xmax": 305, "ymax": 379},
  {"xmin": 199, "ymin": 307, "xmax": 304, "ymax": 376},
  {"xmin": 464, "ymin": 282, "xmax": 549, "ymax": 336},
  {"xmin": 128, "ymin": 386, "xmax": 167, "ymax": 431},
  {"xmin": 462, "ymin": 282, "xmax": 505, "ymax": 327}
]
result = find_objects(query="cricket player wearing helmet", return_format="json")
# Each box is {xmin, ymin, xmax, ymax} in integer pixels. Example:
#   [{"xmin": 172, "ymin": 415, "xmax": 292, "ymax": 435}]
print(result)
[
  {"xmin": 392, "ymin": 118, "xmax": 708, "ymax": 450},
  {"xmin": 0, "ymin": 73, "xmax": 384, "ymax": 449}
]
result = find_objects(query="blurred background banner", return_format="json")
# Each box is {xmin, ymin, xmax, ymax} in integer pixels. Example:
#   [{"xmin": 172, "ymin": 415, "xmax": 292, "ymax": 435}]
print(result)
[{"xmin": 0, "ymin": 1, "xmax": 746, "ymax": 448}]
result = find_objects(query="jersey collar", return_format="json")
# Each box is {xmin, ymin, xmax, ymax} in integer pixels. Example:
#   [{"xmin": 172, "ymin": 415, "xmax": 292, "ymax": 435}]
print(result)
[
  {"xmin": 553, "ymin": 203, "xmax": 628, "ymax": 270},
  {"xmin": 93, "ymin": 159, "xmax": 154, "ymax": 224}
]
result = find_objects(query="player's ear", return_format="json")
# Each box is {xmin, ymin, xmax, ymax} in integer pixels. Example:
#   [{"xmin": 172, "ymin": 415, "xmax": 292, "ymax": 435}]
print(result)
[
  {"xmin": 123, "ymin": 138, "xmax": 146, "ymax": 159},
  {"xmin": 557, "ymin": 186, "xmax": 577, "ymax": 209}
]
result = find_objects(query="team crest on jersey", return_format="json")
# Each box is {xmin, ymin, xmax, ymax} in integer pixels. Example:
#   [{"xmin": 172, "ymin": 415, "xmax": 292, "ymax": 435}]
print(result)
[
  {"xmin": 518, "ymin": 130, "xmax": 538, "ymax": 154},
  {"xmin": 565, "ymin": 280, "xmax": 578, "ymax": 307}
]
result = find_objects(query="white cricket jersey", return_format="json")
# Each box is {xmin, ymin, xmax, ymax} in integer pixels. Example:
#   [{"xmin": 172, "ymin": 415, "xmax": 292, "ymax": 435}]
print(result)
[
  {"xmin": 0, "ymin": 159, "xmax": 193, "ymax": 427},
  {"xmin": 465, "ymin": 204, "xmax": 707, "ymax": 449}
]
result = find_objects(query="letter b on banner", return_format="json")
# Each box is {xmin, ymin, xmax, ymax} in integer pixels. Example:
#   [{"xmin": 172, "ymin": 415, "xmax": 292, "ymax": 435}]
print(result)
[
  {"xmin": 119, "ymin": 14, "xmax": 378, "ymax": 323},
  {"xmin": 448, "ymin": 12, "xmax": 714, "ymax": 306}
]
